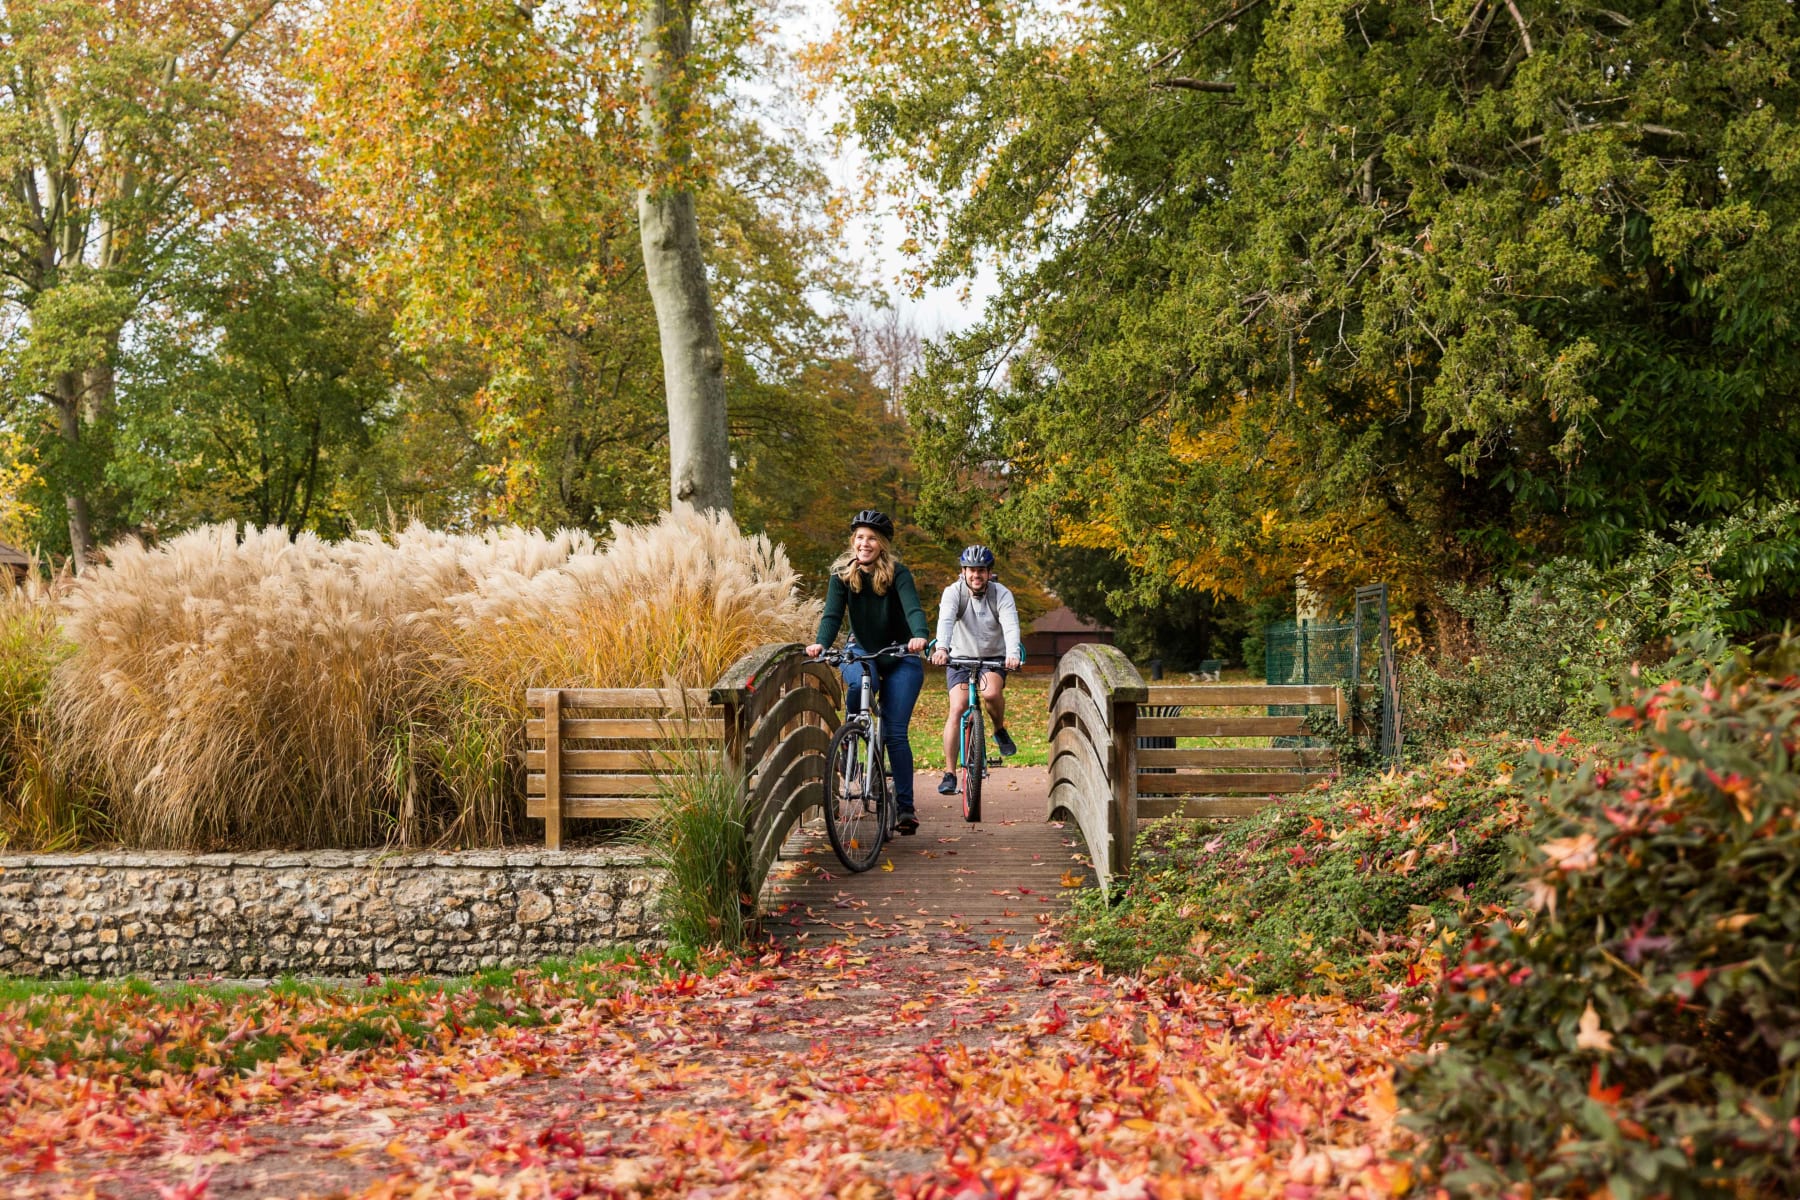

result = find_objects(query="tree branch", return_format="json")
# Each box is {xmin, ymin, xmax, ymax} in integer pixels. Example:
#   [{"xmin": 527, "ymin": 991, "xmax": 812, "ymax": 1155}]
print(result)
[
  {"xmin": 1502, "ymin": 0, "xmax": 1534, "ymax": 56},
  {"xmin": 1148, "ymin": 0, "xmax": 1270, "ymax": 70},
  {"xmin": 206, "ymin": 0, "xmax": 282, "ymax": 81},
  {"xmin": 1510, "ymin": 122, "xmax": 1693, "ymax": 152},
  {"xmin": 1153, "ymin": 77, "xmax": 1238, "ymax": 93}
]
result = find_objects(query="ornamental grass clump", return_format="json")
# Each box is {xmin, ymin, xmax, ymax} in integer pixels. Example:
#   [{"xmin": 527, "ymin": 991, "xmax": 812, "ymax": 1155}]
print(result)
[
  {"xmin": 1402, "ymin": 644, "xmax": 1800, "ymax": 1199},
  {"xmin": 640, "ymin": 746, "xmax": 752, "ymax": 950},
  {"xmin": 47, "ymin": 507, "xmax": 815, "ymax": 850},
  {"xmin": 51, "ymin": 524, "xmax": 463, "ymax": 849},
  {"xmin": 0, "ymin": 574, "xmax": 87, "ymax": 849},
  {"xmin": 427, "ymin": 507, "xmax": 815, "ymax": 845}
]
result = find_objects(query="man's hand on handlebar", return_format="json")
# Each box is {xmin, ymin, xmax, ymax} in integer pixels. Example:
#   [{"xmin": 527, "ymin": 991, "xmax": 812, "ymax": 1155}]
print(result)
[
  {"xmin": 1005, "ymin": 655, "xmax": 1020, "ymax": 671},
  {"xmin": 906, "ymin": 637, "xmax": 927, "ymax": 653},
  {"xmin": 805, "ymin": 643, "xmax": 824, "ymax": 659},
  {"xmin": 930, "ymin": 647, "xmax": 948, "ymax": 667}
]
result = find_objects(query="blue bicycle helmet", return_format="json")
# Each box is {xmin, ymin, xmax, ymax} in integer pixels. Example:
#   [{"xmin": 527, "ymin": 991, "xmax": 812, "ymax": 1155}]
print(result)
[{"xmin": 959, "ymin": 544, "xmax": 996, "ymax": 568}]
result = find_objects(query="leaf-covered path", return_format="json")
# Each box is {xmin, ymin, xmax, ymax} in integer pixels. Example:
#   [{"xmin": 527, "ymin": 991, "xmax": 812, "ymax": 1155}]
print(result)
[
  {"xmin": 762, "ymin": 765, "xmax": 1093, "ymax": 948},
  {"xmin": 3, "ymin": 770, "xmax": 1417, "ymax": 1198}
]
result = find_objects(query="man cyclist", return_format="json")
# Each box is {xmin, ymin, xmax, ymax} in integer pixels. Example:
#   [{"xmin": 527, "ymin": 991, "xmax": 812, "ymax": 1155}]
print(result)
[{"xmin": 930, "ymin": 545, "xmax": 1023, "ymax": 795}]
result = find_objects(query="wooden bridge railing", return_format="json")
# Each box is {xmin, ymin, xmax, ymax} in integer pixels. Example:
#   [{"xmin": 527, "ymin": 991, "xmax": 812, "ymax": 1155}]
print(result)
[
  {"xmin": 1048, "ymin": 644, "xmax": 1147, "ymax": 897},
  {"xmin": 529, "ymin": 643, "xmax": 1361, "ymax": 902},
  {"xmin": 710, "ymin": 643, "xmax": 842, "ymax": 892},
  {"xmin": 1049, "ymin": 645, "xmax": 1355, "ymax": 895},
  {"xmin": 525, "ymin": 644, "xmax": 841, "ymax": 896}
]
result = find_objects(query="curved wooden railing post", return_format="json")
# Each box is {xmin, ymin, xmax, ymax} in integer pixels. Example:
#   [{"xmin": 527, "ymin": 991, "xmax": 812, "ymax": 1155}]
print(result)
[
  {"xmin": 1047, "ymin": 643, "xmax": 1147, "ymax": 897},
  {"xmin": 712, "ymin": 642, "xmax": 843, "ymax": 905}
]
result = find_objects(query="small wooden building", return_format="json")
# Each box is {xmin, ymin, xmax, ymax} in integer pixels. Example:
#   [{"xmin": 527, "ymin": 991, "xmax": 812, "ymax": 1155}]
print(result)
[
  {"xmin": 1023, "ymin": 604, "xmax": 1114, "ymax": 664},
  {"xmin": 0, "ymin": 541, "xmax": 28, "ymax": 587}
]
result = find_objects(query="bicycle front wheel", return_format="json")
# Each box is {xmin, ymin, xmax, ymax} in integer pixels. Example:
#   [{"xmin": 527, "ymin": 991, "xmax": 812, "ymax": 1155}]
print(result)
[
  {"xmin": 961, "ymin": 704, "xmax": 985, "ymax": 823},
  {"xmin": 825, "ymin": 720, "xmax": 886, "ymax": 872}
]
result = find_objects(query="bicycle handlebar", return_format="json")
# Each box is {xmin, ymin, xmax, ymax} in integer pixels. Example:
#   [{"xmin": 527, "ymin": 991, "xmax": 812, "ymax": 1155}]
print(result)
[{"xmin": 819, "ymin": 642, "xmax": 916, "ymax": 665}]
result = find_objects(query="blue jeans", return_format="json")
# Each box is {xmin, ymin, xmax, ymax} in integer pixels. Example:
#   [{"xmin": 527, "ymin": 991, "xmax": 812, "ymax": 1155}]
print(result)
[{"xmin": 840, "ymin": 654, "xmax": 924, "ymax": 812}]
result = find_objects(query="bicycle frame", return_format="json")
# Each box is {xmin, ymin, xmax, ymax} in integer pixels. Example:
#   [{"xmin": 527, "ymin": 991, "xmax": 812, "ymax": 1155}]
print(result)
[
  {"xmin": 950, "ymin": 656, "xmax": 1005, "ymax": 756},
  {"xmin": 825, "ymin": 642, "xmax": 914, "ymax": 811},
  {"xmin": 851, "ymin": 656, "xmax": 884, "ymax": 790}
]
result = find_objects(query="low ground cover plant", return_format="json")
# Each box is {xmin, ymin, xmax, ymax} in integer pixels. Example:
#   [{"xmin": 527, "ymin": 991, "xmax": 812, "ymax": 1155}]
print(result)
[
  {"xmin": 1069, "ymin": 738, "xmax": 1549, "ymax": 1000},
  {"xmin": 1402, "ymin": 647, "xmax": 1800, "ymax": 1199},
  {"xmin": 40, "ymin": 507, "xmax": 814, "ymax": 851},
  {"xmin": 0, "ymin": 949, "xmax": 699, "ymax": 1081}
]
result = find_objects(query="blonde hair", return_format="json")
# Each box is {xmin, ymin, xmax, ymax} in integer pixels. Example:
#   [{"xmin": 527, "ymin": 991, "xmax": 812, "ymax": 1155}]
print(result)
[{"xmin": 831, "ymin": 532, "xmax": 897, "ymax": 595}]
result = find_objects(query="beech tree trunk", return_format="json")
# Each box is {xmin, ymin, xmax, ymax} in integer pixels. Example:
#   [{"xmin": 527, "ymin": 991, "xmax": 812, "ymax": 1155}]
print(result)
[
  {"xmin": 636, "ymin": 0, "xmax": 733, "ymax": 515},
  {"xmin": 53, "ymin": 371, "xmax": 95, "ymax": 567}
]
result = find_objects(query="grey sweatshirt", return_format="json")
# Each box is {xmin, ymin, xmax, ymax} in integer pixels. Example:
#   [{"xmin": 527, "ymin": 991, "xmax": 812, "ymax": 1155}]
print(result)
[{"xmin": 935, "ymin": 578, "xmax": 1023, "ymax": 661}]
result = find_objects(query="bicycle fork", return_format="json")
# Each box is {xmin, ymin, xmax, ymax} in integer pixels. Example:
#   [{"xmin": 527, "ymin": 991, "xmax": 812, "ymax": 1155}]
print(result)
[{"xmin": 861, "ymin": 672, "xmax": 881, "ymax": 811}]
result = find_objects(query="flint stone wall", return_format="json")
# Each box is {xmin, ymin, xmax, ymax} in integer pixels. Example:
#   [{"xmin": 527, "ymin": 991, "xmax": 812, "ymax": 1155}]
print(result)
[{"xmin": 0, "ymin": 849, "xmax": 664, "ymax": 979}]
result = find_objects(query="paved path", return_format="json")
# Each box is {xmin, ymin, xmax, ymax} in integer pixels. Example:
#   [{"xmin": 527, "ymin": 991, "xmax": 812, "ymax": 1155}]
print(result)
[{"xmin": 760, "ymin": 764, "xmax": 1097, "ymax": 947}]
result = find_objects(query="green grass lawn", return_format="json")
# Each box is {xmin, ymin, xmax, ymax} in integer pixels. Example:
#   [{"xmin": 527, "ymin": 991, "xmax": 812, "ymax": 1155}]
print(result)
[
  {"xmin": 900, "ymin": 664, "xmax": 1334, "ymax": 768},
  {"xmin": 906, "ymin": 670, "xmax": 1053, "ymax": 769}
]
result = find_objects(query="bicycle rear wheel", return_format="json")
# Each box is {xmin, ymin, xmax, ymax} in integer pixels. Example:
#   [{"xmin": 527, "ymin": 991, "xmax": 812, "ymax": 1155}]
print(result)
[
  {"xmin": 961, "ymin": 704, "xmax": 984, "ymax": 823},
  {"xmin": 825, "ymin": 720, "xmax": 886, "ymax": 872}
]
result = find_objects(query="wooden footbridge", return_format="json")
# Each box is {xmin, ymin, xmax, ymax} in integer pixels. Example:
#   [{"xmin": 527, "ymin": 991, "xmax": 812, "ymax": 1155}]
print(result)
[
  {"xmin": 761, "ymin": 765, "xmax": 1086, "ymax": 947},
  {"xmin": 524, "ymin": 643, "xmax": 1364, "ymax": 939}
]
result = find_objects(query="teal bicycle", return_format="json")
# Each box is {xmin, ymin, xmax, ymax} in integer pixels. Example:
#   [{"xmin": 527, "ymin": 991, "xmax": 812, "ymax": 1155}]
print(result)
[{"xmin": 947, "ymin": 655, "xmax": 1007, "ymax": 823}]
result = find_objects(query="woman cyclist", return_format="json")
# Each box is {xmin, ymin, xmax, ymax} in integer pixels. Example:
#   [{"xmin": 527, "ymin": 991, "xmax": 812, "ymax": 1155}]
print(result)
[{"xmin": 804, "ymin": 510, "xmax": 931, "ymax": 834}]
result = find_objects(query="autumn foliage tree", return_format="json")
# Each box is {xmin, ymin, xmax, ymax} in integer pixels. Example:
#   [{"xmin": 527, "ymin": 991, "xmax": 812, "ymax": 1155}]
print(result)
[
  {"xmin": 307, "ymin": 0, "xmax": 853, "ymax": 529},
  {"xmin": 818, "ymin": 0, "xmax": 1800, "ymax": 624},
  {"xmin": 0, "ymin": 0, "xmax": 306, "ymax": 561}
]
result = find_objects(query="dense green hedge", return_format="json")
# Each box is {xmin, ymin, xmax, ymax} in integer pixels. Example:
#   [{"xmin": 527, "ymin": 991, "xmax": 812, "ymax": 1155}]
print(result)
[
  {"xmin": 1068, "ymin": 739, "xmax": 1548, "ymax": 1000},
  {"xmin": 1402, "ymin": 651, "xmax": 1800, "ymax": 1199}
]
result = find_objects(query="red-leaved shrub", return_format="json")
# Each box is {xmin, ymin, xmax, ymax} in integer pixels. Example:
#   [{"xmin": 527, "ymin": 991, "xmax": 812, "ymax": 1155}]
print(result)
[{"xmin": 1402, "ymin": 647, "xmax": 1800, "ymax": 1198}]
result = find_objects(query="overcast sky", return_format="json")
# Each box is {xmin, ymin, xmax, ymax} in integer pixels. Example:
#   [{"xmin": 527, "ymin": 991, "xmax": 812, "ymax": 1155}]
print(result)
[{"xmin": 776, "ymin": 1, "xmax": 997, "ymax": 339}]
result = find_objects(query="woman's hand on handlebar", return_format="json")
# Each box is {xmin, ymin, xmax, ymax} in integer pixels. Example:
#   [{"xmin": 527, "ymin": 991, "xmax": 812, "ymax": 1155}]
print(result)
[
  {"xmin": 805, "ymin": 643, "xmax": 824, "ymax": 659},
  {"xmin": 930, "ymin": 646, "xmax": 948, "ymax": 667},
  {"xmin": 907, "ymin": 637, "xmax": 927, "ymax": 654}
]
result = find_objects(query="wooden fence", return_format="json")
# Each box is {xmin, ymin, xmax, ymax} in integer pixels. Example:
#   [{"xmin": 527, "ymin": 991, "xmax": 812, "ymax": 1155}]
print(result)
[
  {"xmin": 524, "ymin": 644, "xmax": 840, "ymax": 894},
  {"xmin": 525, "ymin": 687, "xmax": 723, "ymax": 849},
  {"xmin": 1049, "ymin": 644, "xmax": 1356, "ymax": 894}
]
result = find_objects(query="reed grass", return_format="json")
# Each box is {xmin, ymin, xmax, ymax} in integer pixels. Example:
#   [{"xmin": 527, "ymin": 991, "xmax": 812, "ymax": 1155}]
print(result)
[
  {"xmin": 47, "ymin": 507, "xmax": 817, "ymax": 850},
  {"xmin": 640, "ymin": 746, "xmax": 752, "ymax": 950},
  {"xmin": 0, "ymin": 573, "xmax": 90, "ymax": 849}
]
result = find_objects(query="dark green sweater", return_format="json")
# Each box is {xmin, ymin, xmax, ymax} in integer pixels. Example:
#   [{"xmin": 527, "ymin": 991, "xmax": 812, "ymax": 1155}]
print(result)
[{"xmin": 815, "ymin": 562, "xmax": 931, "ymax": 656}]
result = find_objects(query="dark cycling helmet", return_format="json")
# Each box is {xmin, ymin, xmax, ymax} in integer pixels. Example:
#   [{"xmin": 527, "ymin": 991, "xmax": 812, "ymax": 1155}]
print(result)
[
  {"xmin": 959, "ymin": 544, "xmax": 996, "ymax": 568},
  {"xmin": 850, "ymin": 509, "xmax": 895, "ymax": 540}
]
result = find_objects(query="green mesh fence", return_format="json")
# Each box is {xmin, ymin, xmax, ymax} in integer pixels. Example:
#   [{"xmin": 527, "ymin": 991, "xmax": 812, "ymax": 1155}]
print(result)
[
  {"xmin": 1264, "ymin": 620, "xmax": 1355, "ymax": 688},
  {"xmin": 1265, "ymin": 620, "xmax": 1354, "ymax": 746}
]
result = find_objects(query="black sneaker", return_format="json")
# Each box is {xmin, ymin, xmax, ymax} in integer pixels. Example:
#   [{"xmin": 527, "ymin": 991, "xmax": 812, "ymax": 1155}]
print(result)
[
  {"xmin": 895, "ymin": 811, "xmax": 920, "ymax": 835},
  {"xmin": 937, "ymin": 771, "xmax": 958, "ymax": 795},
  {"xmin": 994, "ymin": 726, "xmax": 1018, "ymax": 757}
]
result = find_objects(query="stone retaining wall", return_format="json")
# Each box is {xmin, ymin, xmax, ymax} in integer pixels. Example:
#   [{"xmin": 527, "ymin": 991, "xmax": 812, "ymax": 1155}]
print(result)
[{"xmin": 0, "ymin": 849, "xmax": 664, "ymax": 980}]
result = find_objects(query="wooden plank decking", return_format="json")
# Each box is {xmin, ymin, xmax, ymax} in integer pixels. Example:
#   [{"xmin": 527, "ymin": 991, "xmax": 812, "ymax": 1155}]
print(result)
[{"xmin": 761, "ymin": 765, "xmax": 1095, "ymax": 947}]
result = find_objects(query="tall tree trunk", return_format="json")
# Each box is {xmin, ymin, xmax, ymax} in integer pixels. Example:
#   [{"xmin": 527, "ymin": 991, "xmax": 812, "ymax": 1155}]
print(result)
[
  {"xmin": 52, "ymin": 374, "xmax": 93, "ymax": 566},
  {"xmin": 636, "ymin": 0, "xmax": 733, "ymax": 515}
]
